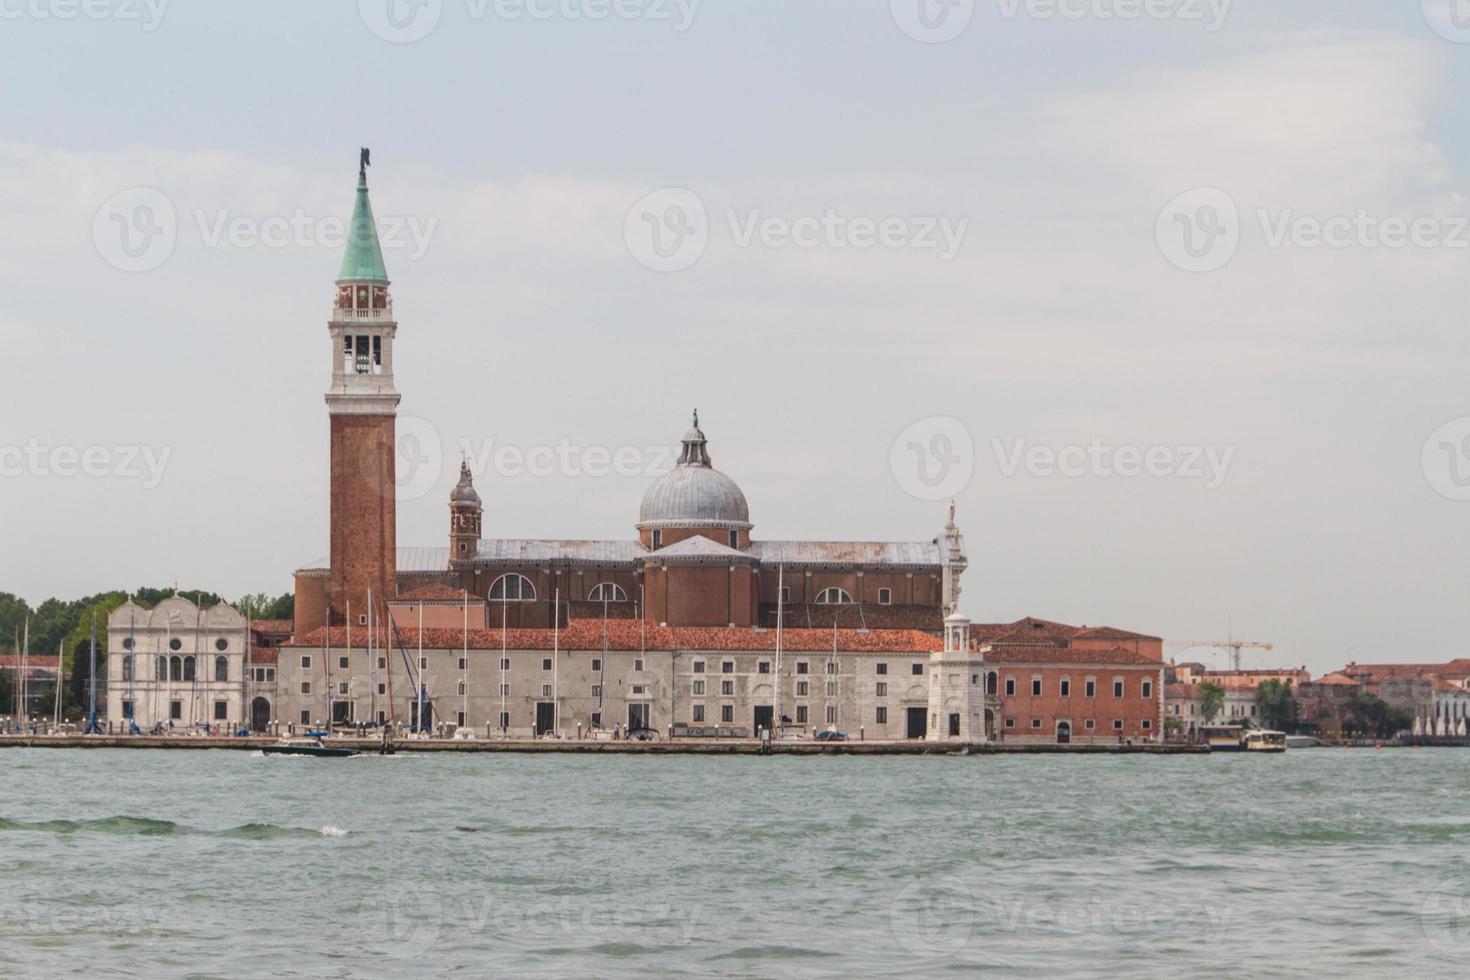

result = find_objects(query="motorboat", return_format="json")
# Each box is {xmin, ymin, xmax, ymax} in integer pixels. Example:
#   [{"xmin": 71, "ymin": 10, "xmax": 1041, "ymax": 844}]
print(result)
[{"xmin": 261, "ymin": 735, "xmax": 359, "ymax": 758}]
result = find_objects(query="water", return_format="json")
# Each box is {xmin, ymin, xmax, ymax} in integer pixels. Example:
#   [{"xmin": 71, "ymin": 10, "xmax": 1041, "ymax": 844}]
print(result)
[{"xmin": 1, "ymin": 748, "xmax": 1468, "ymax": 978}]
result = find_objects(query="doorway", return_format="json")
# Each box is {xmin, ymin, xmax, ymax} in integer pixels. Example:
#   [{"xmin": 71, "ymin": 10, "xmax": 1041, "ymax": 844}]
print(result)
[
  {"xmin": 753, "ymin": 705, "xmax": 774, "ymax": 733},
  {"xmin": 906, "ymin": 707, "xmax": 927, "ymax": 739},
  {"xmin": 1057, "ymin": 721, "xmax": 1072, "ymax": 744},
  {"xmin": 411, "ymin": 700, "xmax": 433, "ymax": 733},
  {"xmin": 627, "ymin": 703, "xmax": 649, "ymax": 731},
  {"xmin": 250, "ymin": 697, "xmax": 270, "ymax": 733},
  {"xmin": 331, "ymin": 700, "xmax": 352, "ymax": 726},
  {"xmin": 948, "ymin": 713, "xmax": 960, "ymax": 737},
  {"xmin": 536, "ymin": 702, "xmax": 556, "ymax": 735}
]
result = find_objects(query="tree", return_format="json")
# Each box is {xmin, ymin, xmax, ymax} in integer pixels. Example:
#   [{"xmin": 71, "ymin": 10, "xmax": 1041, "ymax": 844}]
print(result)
[
  {"xmin": 1199, "ymin": 681, "xmax": 1225, "ymax": 723},
  {"xmin": 235, "ymin": 592, "xmax": 293, "ymax": 621},
  {"xmin": 0, "ymin": 592, "xmax": 34, "ymax": 654},
  {"xmin": 1257, "ymin": 679, "xmax": 1296, "ymax": 730}
]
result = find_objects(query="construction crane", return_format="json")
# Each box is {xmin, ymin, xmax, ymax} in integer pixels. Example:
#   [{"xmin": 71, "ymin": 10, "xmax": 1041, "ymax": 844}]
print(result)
[{"xmin": 1166, "ymin": 639, "xmax": 1274, "ymax": 672}]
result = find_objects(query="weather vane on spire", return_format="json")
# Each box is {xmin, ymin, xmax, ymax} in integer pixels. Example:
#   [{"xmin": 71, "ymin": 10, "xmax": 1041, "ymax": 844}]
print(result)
[{"xmin": 359, "ymin": 147, "xmax": 371, "ymax": 179}]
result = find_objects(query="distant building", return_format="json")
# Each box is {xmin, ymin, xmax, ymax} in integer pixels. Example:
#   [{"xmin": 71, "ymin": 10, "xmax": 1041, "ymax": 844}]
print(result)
[{"xmin": 106, "ymin": 596, "xmax": 248, "ymax": 730}]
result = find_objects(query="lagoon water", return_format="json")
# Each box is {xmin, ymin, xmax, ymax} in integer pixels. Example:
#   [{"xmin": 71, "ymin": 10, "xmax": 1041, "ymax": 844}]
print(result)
[{"xmin": 1, "ymin": 747, "xmax": 1468, "ymax": 977}]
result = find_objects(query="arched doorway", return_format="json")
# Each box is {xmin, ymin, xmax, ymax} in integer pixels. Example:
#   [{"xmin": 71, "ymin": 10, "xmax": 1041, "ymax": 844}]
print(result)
[
  {"xmin": 1056, "ymin": 721, "xmax": 1072, "ymax": 744},
  {"xmin": 250, "ymin": 697, "xmax": 271, "ymax": 733}
]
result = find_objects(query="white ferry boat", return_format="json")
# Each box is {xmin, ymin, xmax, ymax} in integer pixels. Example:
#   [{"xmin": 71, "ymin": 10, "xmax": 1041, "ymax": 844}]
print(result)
[{"xmin": 1202, "ymin": 725, "xmax": 1287, "ymax": 753}]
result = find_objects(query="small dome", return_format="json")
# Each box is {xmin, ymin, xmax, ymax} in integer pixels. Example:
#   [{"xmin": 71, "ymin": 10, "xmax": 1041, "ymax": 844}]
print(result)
[
  {"xmin": 451, "ymin": 460, "xmax": 481, "ymax": 507},
  {"xmin": 638, "ymin": 413, "xmax": 751, "ymax": 531}
]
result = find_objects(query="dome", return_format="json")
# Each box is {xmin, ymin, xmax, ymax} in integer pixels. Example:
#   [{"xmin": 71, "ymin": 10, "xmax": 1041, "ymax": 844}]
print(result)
[
  {"xmin": 451, "ymin": 460, "xmax": 481, "ymax": 507},
  {"xmin": 638, "ymin": 413, "xmax": 751, "ymax": 530}
]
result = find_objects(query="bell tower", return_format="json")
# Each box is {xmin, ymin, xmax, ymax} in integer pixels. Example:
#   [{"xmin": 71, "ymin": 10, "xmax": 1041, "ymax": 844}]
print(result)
[
  {"xmin": 449, "ymin": 459, "xmax": 483, "ymax": 566},
  {"xmin": 326, "ymin": 148, "xmax": 399, "ymax": 625}
]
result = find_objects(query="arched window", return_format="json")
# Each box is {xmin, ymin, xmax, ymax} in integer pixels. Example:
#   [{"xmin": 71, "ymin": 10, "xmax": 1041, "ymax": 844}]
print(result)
[
  {"xmin": 156, "ymin": 657, "xmax": 167, "ymax": 681},
  {"xmin": 588, "ymin": 583, "xmax": 628, "ymax": 602},
  {"xmin": 815, "ymin": 588, "xmax": 853, "ymax": 605},
  {"xmin": 183, "ymin": 657, "xmax": 197, "ymax": 682},
  {"xmin": 986, "ymin": 672, "xmax": 998, "ymax": 696},
  {"xmin": 122, "ymin": 655, "xmax": 134, "ymax": 682},
  {"xmin": 489, "ymin": 574, "xmax": 536, "ymax": 602},
  {"xmin": 215, "ymin": 656, "xmax": 229, "ymax": 683}
]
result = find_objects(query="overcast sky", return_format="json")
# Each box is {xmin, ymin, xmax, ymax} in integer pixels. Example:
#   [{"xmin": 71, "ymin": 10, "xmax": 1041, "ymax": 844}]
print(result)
[{"xmin": 2, "ymin": 1, "xmax": 1469, "ymax": 673}]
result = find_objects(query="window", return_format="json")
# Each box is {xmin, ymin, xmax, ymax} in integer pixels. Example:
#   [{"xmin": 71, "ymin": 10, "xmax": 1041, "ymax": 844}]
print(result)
[
  {"xmin": 1031, "ymin": 718, "xmax": 1042, "ymax": 729},
  {"xmin": 168, "ymin": 656, "xmax": 181, "ymax": 682},
  {"xmin": 169, "ymin": 701, "xmax": 182, "ymax": 720},
  {"xmin": 796, "ymin": 662, "xmax": 809, "ymax": 675},
  {"xmin": 693, "ymin": 660, "xmax": 705, "ymax": 674},
  {"xmin": 693, "ymin": 680, "xmax": 705, "ymax": 696},
  {"xmin": 156, "ymin": 657, "xmax": 166, "ymax": 681},
  {"xmin": 826, "ymin": 681, "xmax": 835, "ymax": 696},
  {"xmin": 877, "ymin": 663, "xmax": 888, "ymax": 676},
  {"xmin": 826, "ymin": 706, "xmax": 837, "ymax": 723},
  {"xmin": 876, "ymin": 706, "xmax": 888, "ymax": 724},
  {"xmin": 1142, "ymin": 679, "xmax": 1154, "ymax": 699},
  {"xmin": 729, "ymin": 530, "xmax": 739, "ymax": 549},
  {"xmin": 378, "ymin": 684, "xmax": 386, "ymax": 696},
  {"xmin": 692, "ymin": 704, "xmax": 705, "ymax": 722},
  {"xmin": 378, "ymin": 657, "xmax": 386, "ymax": 670},
  {"xmin": 122, "ymin": 655, "xmax": 134, "ymax": 682},
  {"xmin": 758, "ymin": 661, "xmax": 770, "ymax": 674},
  {"xmin": 1031, "ymin": 677, "xmax": 1042, "ymax": 697},
  {"xmin": 635, "ymin": 658, "xmax": 644, "ymax": 673},
  {"xmin": 215, "ymin": 637, "xmax": 228, "ymax": 652},
  {"xmin": 780, "ymin": 586, "xmax": 791, "ymax": 604},
  {"xmin": 1113, "ymin": 679, "xmax": 1124, "ymax": 699},
  {"xmin": 986, "ymin": 673, "xmax": 997, "ymax": 695},
  {"xmin": 588, "ymin": 582, "xmax": 627, "ymax": 602},
  {"xmin": 592, "ymin": 684, "xmax": 602, "ymax": 698},
  {"xmin": 1004, "ymin": 717, "xmax": 1015, "ymax": 729},
  {"xmin": 651, "ymin": 530, "xmax": 663, "ymax": 550},
  {"xmin": 876, "ymin": 682, "xmax": 888, "ymax": 697},
  {"xmin": 542, "ymin": 684, "xmax": 553, "ymax": 697},
  {"xmin": 301, "ymin": 655, "xmax": 312, "ymax": 669},
  {"xmin": 878, "ymin": 588, "xmax": 892, "ymax": 605},
  {"xmin": 338, "ymin": 681, "xmax": 348, "ymax": 695},
  {"xmin": 543, "ymin": 658, "xmax": 553, "ymax": 671},
  {"xmin": 1059, "ymin": 678, "xmax": 1071, "ymax": 698},
  {"xmin": 720, "ymin": 704, "xmax": 734, "ymax": 723},
  {"xmin": 722, "ymin": 680, "xmax": 734, "ymax": 696},
  {"xmin": 301, "ymin": 682, "xmax": 311, "ymax": 695},
  {"xmin": 632, "ymin": 684, "xmax": 647, "ymax": 696},
  {"xmin": 122, "ymin": 700, "xmax": 135, "ymax": 719},
  {"xmin": 182, "ymin": 657, "xmax": 196, "ymax": 682},
  {"xmin": 419, "ymin": 657, "xmax": 428, "ymax": 671},
  {"xmin": 209, "ymin": 656, "xmax": 227, "ymax": 682},
  {"xmin": 458, "ymin": 657, "xmax": 467, "ymax": 671},
  {"xmin": 1085, "ymin": 719, "xmax": 1095, "ymax": 730},
  {"xmin": 1113, "ymin": 719, "xmax": 1124, "ymax": 731},
  {"xmin": 721, "ymin": 661, "xmax": 734, "ymax": 674},
  {"xmin": 1085, "ymin": 678, "xmax": 1097, "ymax": 698},
  {"xmin": 499, "ymin": 683, "xmax": 511, "ymax": 696},
  {"xmin": 825, "ymin": 661, "xmax": 837, "ymax": 675},
  {"xmin": 591, "ymin": 659, "xmax": 601, "ymax": 672},
  {"xmin": 1142, "ymin": 719, "xmax": 1152, "ymax": 731},
  {"xmin": 501, "ymin": 657, "xmax": 512, "ymax": 670},
  {"xmin": 796, "ymin": 705, "xmax": 808, "ymax": 724},
  {"xmin": 815, "ymin": 587, "xmax": 853, "ymax": 604},
  {"xmin": 214, "ymin": 701, "xmax": 227, "ymax": 721},
  {"xmin": 169, "ymin": 638, "xmax": 182, "ymax": 652},
  {"xmin": 912, "ymin": 663, "xmax": 924, "ymax": 676},
  {"xmin": 489, "ymin": 574, "xmax": 536, "ymax": 601},
  {"xmin": 1005, "ymin": 677, "xmax": 1016, "ymax": 697},
  {"xmin": 796, "ymin": 681, "xmax": 809, "ymax": 697},
  {"xmin": 122, "ymin": 638, "xmax": 134, "ymax": 650},
  {"xmin": 339, "ymin": 656, "xmax": 349, "ymax": 670},
  {"xmin": 300, "ymin": 710, "xmax": 311, "ymax": 725}
]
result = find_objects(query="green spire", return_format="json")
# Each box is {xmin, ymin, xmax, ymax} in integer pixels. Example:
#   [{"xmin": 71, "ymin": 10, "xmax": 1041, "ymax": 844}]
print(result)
[{"xmin": 337, "ymin": 164, "xmax": 389, "ymax": 284}]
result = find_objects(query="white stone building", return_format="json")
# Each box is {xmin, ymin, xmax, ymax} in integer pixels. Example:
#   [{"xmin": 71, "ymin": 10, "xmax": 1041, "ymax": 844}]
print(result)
[{"xmin": 106, "ymin": 596, "xmax": 249, "ymax": 731}]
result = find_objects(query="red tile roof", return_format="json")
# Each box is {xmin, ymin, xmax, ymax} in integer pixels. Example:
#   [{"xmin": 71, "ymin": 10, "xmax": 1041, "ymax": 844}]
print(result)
[
  {"xmin": 1073, "ymin": 625, "xmax": 1162, "ymax": 641},
  {"xmin": 249, "ymin": 620, "xmax": 294, "ymax": 635},
  {"xmin": 287, "ymin": 620, "xmax": 940, "ymax": 654},
  {"xmin": 248, "ymin": 647, "xmax": 279, "ymax": 664},
  {"xmin": 983, "ymin": 644, "xmax": 1162, "ymax": 666},
  {"xmin": 0, "ymin": 654, "xmax": 59, "ymax": 668}
]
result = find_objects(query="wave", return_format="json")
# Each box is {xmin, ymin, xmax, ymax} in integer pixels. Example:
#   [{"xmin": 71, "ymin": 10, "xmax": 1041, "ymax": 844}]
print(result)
[{"xmin": 0, "ymin": 815, "xmax": 348, "ymax": 840}]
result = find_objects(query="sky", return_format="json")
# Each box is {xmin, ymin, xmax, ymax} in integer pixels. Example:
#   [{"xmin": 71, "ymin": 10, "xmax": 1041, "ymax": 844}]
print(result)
[{"xmin": 2, "ymin": 0, "xmax": 1469, "ymax": 674}]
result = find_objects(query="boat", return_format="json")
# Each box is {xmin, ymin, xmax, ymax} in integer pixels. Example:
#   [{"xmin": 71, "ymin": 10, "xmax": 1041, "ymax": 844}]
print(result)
[
  {"xmin": 1201, "ymin": 725, "xmax": 1287, "ymax": 753},
  {"xmin": 261, "ymin": 735, "xmax": 359, "ymax": 758},
  {"xmin": 1285, "ymin": 734, "xmax": 1318, "ymax": 749}
]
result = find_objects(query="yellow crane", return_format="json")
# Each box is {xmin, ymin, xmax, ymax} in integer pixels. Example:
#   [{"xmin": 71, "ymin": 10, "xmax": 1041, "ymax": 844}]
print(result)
[{"xmin": 1166, "ymin": 639, "xmax": 1274, "ymax": 672}]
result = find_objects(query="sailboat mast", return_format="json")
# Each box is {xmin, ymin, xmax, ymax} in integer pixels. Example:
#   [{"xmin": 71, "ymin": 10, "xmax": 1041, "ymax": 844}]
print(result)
[
  {"xmin": 775, "ymin": 565, "xmax": 784, "ymax": 733},
  {"xmin": 461, "ymin": 591, "xmax": 468, "ymax": 730},
  {"xmin": 552, "ymin": 588, "xmax": 559, "ymax": 735},
  {"xmin": 88, "ymin": 609, "xmax": 98, "ymax": 733}
]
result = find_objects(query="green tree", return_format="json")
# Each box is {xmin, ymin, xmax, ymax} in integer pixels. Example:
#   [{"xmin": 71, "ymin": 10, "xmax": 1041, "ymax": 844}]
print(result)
[
  {"xmin": 0, "ymin": 592, "xmax": 34, "ymax": 654},
  {"xmin": 1257, "ymin": 679, "xmax": 1296, "ymax": 730},
  {"xmin": 1199, "ymin": 681, "xmax": 1225, "ymax": 723},
  {"xmin": 235, "ymin": 592, "xmax": 293, "ymax": 621}
]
